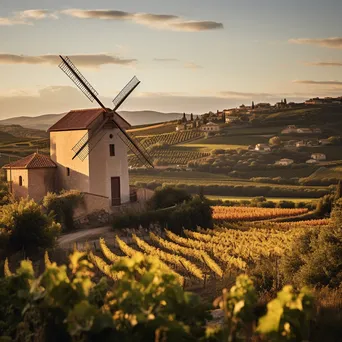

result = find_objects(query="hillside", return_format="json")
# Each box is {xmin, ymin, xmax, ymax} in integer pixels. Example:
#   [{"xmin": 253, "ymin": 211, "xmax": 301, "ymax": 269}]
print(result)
[
  {"xmin": 0, "ymin": 124, "xmax": 48, "ymax": 139},
  {"xmin": 255, "ymin": 104, "xmax": 342, "ymax": 134},
  {"xmin": 0, "ymin": 110, "xmax": 186, "ymax": 131}
]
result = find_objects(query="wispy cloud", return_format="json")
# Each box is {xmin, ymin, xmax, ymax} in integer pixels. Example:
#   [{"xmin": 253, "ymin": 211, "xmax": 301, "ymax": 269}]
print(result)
[
  {"xmin": 305, "ymin": 61, "xmax": 342, "ymax": 67},
  {"xmin": 184, "ymin": 62, "xmax": 203, "ymax": 69},
  {"xmin": 0, "ymin": 9, "xmax": 56, "ymax": 26},
  {"xmin": 61, "ymin": 9, "xmax": 223, "ymax": 32},
  {"xmin": 19, "ymin": 9, "xmax": 57, "ymax": 19},
  {"xmin": 219, "ymin": 91, "xmax": 273, "ymax": 99},
  {"xmin": 0, "ymin": 54, "xmax": 137, "ymax": 68},
  {"xmin": 293, "ymin": 80, "xmax": 342, "ymax": 86},
  {"xmin": 153, "ymin": 58, "xmax": 179, "ymax": 62},
  {"xmin": 289, "ymin": 37, "xmax": 342, "ymax": 49}
]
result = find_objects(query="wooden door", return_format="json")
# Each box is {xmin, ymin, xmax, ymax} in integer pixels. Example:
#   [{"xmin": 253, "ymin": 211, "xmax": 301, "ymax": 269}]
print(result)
[{"xmin": 111, "ymin": 177, "xmax": 121, "ymax": 206}]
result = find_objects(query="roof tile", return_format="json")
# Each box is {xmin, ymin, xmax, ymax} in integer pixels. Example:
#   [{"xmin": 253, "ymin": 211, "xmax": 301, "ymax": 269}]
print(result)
[
  {"xmin": 3, "ymin": 153, "xmax": 57, "ymax": 169},
  {"xmin": 48, "ymin": 108, "xmax": 105, "ymax": 132}
]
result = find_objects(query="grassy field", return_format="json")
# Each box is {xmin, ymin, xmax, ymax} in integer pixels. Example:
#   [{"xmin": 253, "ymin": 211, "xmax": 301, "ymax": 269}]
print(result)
[
  {"xmin": 305, "ymin": 165, "xmax": 342, "ymax": 180},
  {"xmin": 129, "ymin": 170, "xmax": 329, "ymax": 190},
  {"xmin": 128, "ymin": 122, "xmax": 177, "ymax": 135},
  {"xmin": 186, "ymin": 134, "xmax": 270, "ymax": 147},
  {"xmin": 206, "ymin": 195, "xmax": 319, "ymax": 203}
]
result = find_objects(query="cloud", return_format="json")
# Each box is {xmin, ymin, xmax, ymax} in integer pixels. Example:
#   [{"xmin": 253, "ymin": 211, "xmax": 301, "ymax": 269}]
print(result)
[
  {"xmin": 305, "ymin": 61, "xmax": 342, "ymax": 67},
  {"xmin": 0, "ymin": 9, "xmax": 56, "ymax": 25},
  {"xmin": 289, "ymin": 37, "xmax": 342, "ymax": 49},
  {"xmin": 19, "ymin": 9, "xmax": 57, "ymax": 19},
  {"xmin": 0, "ymin": 17, "xmax": 28, "ymax": 26},
  {"xmin": 171, "ymin": 21, "xmax": 223, "ymax": 31},
  {"xmin": 153, "ymin": 58, "xmax": 179, "ymax": 62},
  {"xmin": 61, "ymin": 9, "xmax": 223, "ymax": 32},
  {"xmin": 219, "ymin": 91, "xmax": 274, "ymax": 99},
  {"xmin": 184, "ymin": 62, "xmax": 203, "ymax": 70},
  {"xmin": 0, "ymin": 54, "xmax": 136, "ymax": 68},
  {"xmin": 293, "ymin": 80, "xmax": 342, "ymax": 86}
]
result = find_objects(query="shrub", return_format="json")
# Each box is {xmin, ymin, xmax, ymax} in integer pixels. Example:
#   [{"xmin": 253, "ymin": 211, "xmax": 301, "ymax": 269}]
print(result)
[
  {"xmin": 277, "ymin": 200, "xmax": 295, "ymax": 209},
  {"xmin": 282, "ymin": 200, "xmax": 342, "ymax": 288},
  {"xmin": 148, "ymin": 186, "xmax": 192, "ymax": 210},
  {"xmin": 113, "ymin": 196, "xmax": 213, "ymax": 234},
  {"xmin": 315, "ymin": 194, "xmax": 335, "ymax": 215},
  {"xmin": 0, "ymin": 198, "xmax": 60, "ymax": 256},
  {"xmin": 43, "ymin": 190, "xmax": 83, "ymax": 232}
]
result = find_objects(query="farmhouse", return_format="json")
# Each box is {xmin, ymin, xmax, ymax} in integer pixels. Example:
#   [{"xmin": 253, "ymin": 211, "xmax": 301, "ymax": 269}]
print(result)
[
  {"xmin": 225, "ymin": 116, "xmax": 240, "ymax": 124},
  {"xmin": 200, "ymin": 122, "xmax": 221, "ymax": 132},
  {"xmin": 319, "ymin": 139, "xmax": 332, "ymax": 146},
  {"xmin": 311, "ymin": 153, "xmax": 326, "ymax": 161},
  {"xmin": 255, "ymin": 143, "xmax": 271, "ymax": 152},
  {"xmin": 281, "ymin": 125, "xmax": 298, "ymax": 134},
  {"xmin": 306, "ymin": 159, "xmax": 318, "ymax": 164},
  {"xmin": 3, "ymin": 108, "xmax": 143, "ymax": 211},
  {"xmin": 275, "ymin": 158, "xmax": 294, "ymax": 166}
]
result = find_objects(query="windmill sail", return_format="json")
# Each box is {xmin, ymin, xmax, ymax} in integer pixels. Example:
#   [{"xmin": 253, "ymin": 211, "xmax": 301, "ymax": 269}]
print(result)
[
  {"xmin": 58, "ymin": 55, "xmax": 153, "ymax": 167},
  {"xmin": 112, "ymin": 76, "xmax": 140, "ymax": 111},
  {"xmin": 59, "ymin": 55, "xmax": 106, "ymax": 108}
]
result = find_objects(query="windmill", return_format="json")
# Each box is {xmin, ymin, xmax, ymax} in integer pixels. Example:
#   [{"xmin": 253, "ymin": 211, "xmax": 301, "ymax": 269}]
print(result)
[{"xmin": 58, "ymin": 55, "xmax": 153, "ymax": 168}]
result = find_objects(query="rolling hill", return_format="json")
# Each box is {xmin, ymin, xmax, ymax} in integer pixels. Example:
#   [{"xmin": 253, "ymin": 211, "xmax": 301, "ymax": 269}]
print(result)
[{"xmin": 0, "ymin": 110, "xmax": 187, "ymax": 131}]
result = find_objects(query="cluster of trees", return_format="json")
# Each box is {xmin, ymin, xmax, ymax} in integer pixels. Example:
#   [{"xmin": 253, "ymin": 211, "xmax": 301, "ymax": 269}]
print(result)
[
  {"xmin": 134, "ymin": 181, "xmax": 331, "ymax": 198},
  {"xmin": 210, "ymin": 196, "xmax": 316, "ymax": 210},
  {"xmin": 113, "ymin": 187, "xmax": 213, "ymax": 234},
  {"xmin": 283, "ymin": 198, "xmax": 342, "ymax": 288},
  {"xmin": 0, "ymin": 190, "xmax": 83, "ymax": 259},
  {"xmin": 188, "ymin": 147, "xmax": 312, "ymax": 174}
]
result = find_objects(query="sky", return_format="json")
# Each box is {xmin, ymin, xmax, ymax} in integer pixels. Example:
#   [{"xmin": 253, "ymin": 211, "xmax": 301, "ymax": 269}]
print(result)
[{"xmin": 0, "ymin": 0, "xmax": 342, "ymax": 118}]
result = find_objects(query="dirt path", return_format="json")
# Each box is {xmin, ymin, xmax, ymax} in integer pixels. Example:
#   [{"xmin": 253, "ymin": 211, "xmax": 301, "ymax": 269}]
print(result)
[{"xmin": 58, "ymin": 226, "xmax": 111, "ymax": 248}]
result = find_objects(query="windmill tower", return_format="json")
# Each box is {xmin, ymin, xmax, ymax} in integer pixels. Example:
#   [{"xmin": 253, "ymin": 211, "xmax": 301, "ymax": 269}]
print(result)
[{"xmin": 49, "ymin": 56, "xmax": 153, "ymax": 207}]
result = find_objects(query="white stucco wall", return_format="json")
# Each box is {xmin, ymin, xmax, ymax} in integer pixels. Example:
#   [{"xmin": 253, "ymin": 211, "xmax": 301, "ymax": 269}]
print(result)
[
  {"xmin": 50, "ymin": 130, "xmax": 90, "ymax": 193},
  {"xmin": 28, "ymin": 168, "xmax": 56, "ymax": 202},
  {"xmin": 50, "ymin": 125, "xmax": 130, "ymax": 207},
  {"xmin": 89, "ymin": 128, "xmax": 130, "ymax": 205}
]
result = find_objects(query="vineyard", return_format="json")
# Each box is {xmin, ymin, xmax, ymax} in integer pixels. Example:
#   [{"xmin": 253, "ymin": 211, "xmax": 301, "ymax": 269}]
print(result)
[
  {"xmin": 88, "ymin": 217, "xmax": 316, "ymax": 287},
  {"xmin": 212, "ymin": 206, "xmax": 308, "ymax": 222},
  {"xmin": 129, "ymin": 148, "xmax": 210, "ymax": 166},
  {"xmin": 137, "ymin": 130, "xmax": 204, "ymax": 148}
]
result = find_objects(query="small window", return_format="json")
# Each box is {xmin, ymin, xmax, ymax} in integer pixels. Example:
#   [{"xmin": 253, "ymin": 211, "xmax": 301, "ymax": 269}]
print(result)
[
  {"xmin": 67, "ymin": 167, "xmax": 70, "ymax": 176},
  {"xmin": 19, "ymin": 176, "xmax": 23, "ymax": 186},
  {"xmin": 109, "ymin": 144, "xmax": 115, "ymax": 156}
]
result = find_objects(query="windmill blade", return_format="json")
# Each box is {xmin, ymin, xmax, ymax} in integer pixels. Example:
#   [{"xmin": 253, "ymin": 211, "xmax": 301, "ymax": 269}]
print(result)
[
  {"xmin": 59, "ymin": 55, "xmax": 106, "ymax": 109},
  {"xmin": 77, "ymin": 130, "xmax": 107, "ymax": 161},
  {"xmin": 72, "ymin": 117, "xmax": 111, "ymax": 160},
  {"xmin": 117, "ymin": 131, "xmax": 153, "ymax": 168},
  {"xmin": 112, "ymin": 76, "xmax": 140, "ymax": 111},
  {"xmin": 112, "ymin": 115, "xmax": 153, "ymax": 168}
]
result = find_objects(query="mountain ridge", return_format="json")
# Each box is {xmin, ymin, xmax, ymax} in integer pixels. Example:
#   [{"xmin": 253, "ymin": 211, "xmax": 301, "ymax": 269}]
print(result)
[{"xmin": 0, "ymin": 110, "xmax": 187, "ymax": 131}]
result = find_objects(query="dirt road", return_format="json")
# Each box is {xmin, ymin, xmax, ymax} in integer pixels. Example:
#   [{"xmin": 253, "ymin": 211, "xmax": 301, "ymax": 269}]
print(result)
[{"xmin": 58, "ymin": 226, "xmax": 111, "ymax": 248}]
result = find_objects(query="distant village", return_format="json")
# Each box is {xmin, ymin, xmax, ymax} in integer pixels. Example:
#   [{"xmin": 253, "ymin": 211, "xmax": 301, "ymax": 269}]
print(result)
[
  {"xmin": 176, "ymin": 95, "xmax": 342, "ymax": 133},
  {"xmin": 175, "ymin": 95, "xmax": 342, "ymax": 167}
]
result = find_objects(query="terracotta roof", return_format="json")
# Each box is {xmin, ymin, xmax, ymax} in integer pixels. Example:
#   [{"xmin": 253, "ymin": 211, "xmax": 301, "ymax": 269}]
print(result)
[
  {"xmin": 48, "ymin": 108, "xmax": 132, "ymax": 132},
  {"xmin": 3, "ymin": 153, "xmax": 57, "ymax": 169},
  {"xmin": 48, "ymin": 108, "xmax": 105, "ymax": 132}
]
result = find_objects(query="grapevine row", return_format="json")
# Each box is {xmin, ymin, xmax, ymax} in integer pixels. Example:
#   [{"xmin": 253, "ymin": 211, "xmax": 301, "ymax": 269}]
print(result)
[{"xmin": 149, "ymin": 232, "xmax": 223, "ymax": 278}]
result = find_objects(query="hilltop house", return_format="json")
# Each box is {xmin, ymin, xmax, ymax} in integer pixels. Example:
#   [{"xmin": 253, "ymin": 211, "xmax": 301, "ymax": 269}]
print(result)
[
  {"xmin": 255, "ymin": 144, "xmax": 271, "ymax": 152},
  {"xmin": 3, "ymin": 108, "xmax": 146, "ymax": 212},
  {"xmin": 225, "ymin": 116, "xmax": 240, "ymax": 124},
  {"xmin": 281, "ymin": 125, "xmax": 298, "ymax": 134},
  {"xmin": 311, "ymin": 153, "xmax": 326, "ymax": 161},
  {"xmin": 275, "ymin": 158, "xmax": 294, "ymax": 166},
  {"xmin": 200, "ymin": 122, "xmax": 221, "ymax": 132}
]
